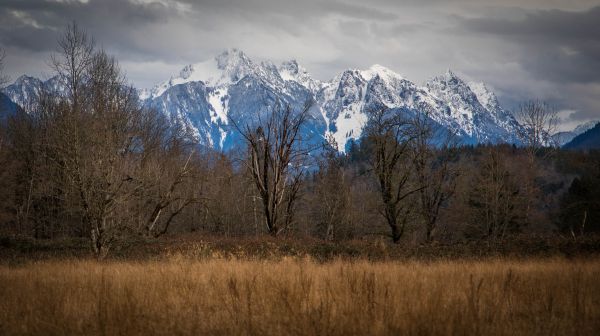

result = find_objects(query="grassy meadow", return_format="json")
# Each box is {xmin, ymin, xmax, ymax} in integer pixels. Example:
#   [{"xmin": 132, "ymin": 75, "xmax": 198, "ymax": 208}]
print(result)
[{"xmin": 1, "ymin": 257, "xmax": 599, "ymax": 335}]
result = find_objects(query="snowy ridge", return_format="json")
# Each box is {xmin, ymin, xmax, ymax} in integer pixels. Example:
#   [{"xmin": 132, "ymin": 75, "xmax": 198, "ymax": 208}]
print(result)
[
  {"xmin": 573, "ymin": 120, "xmax": 600, "ymax": 135},
  {"xmin": 135, "ymin": 49, "xmax": 325, "ymax": 150},
  {"xmin": 279, "ymin": 60, "xmax": 322, "ymax": 94},
  {"xmin": 554, "ymin": 119, "xmax": 600, "ymax": 146},
  {"xmin": 3, "ymin": 75, "xmax": 67, "ymax": 107},
  {"xmin": 4, "ymin": 49, "xmax": 530, "ymax": 152},
  {"xmin": 3, "ymin": 75, "xmax": 46, "ymax": 107},
  {"xmin": 145, "ymin": 49, "xmax": 253, "ymax": 99}
]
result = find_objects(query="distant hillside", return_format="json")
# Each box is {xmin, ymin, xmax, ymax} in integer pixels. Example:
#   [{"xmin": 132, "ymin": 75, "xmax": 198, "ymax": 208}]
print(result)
[
  {"xmin": 564, "ymin": 122, "xmax": 600, "ymax": 150},
  {"xmin": 0, "ymin": 91, "xmax": 18, "ymax": 122},
  {"xmin": 553, "ymin": 119, "xmax": 600, "ymax": 146}
]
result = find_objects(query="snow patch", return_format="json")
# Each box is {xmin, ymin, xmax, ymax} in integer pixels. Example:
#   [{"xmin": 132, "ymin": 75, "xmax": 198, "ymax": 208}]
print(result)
[
  {"xmin": 360, "ymin": 64, "xmax": 404, "ymax": 83},
  {"xmin": 468, "ymin": 82, "xmax": 496, "ymax": 109},
  {"xmin": 331, "ymin": 102, "xmax": 368, "ymax": 152},
  {"xmin": 573, "ymin": 119, "xmax": 600, "ymax": 135},
  {"xmin": 208, "ymin": 87, "xmax": 229, "ymax": 124}
]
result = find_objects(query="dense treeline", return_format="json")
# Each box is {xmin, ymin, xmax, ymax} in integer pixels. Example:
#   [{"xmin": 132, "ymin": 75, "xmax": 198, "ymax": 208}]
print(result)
[{"xmin": 1, "ymin": 25, "xmax": 599, "ymax": 257}]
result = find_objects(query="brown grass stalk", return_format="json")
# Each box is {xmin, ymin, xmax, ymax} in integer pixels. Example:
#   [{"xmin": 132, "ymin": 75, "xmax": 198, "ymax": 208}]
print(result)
[{"xmin": 0, "ymin": 257, "xmax": 599, "ymax": 335}]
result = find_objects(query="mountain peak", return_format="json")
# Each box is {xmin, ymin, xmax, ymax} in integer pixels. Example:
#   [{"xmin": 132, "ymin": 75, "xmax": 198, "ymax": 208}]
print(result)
[
  {"xmin": 278, "ymin": 59, "xmax": 321, "ymax": 93},
  {"xmin": 361, "ymin": 64, "xmax": 403, "ymax": 82},
  {"xmin": 445, "ymin": 68, "xmax": 457, "ymax": 78},
  {"xmin": 280, "ymin": 59, "xmax": 300, "ymax": 74},
  {"xmin": 6, "ymin": 50, "xmax": 527, "ymax": 152},
  {"xmin": 427, "ymin": 69, "xmax": 471, "ymax": 93},
  {"xmin": 179, "ymin": 64, "xmax": 195, "ymax": 80},
  {"xmin": 13, "ymin": 75, "xmax": 42, "ymax": 86},
  {"xmin": 145, "ymin": 49, "xmax": 257, "ymax": 98},
  {"xmin": 215, "ymin": 48, "xmax": 252, "ymax": 70},
  {"xmin": 368, "ymin": 64, "xmax": 393, "ymax": 73},
  {"xmin": 426, "ymin": 69, "xmax": 465, "ymax": 88}
]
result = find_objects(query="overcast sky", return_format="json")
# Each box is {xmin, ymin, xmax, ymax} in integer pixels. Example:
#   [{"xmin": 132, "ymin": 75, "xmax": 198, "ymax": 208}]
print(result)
[{"xmin": 1, "ymin": 0, "xmax": 599, "ymax": 131}]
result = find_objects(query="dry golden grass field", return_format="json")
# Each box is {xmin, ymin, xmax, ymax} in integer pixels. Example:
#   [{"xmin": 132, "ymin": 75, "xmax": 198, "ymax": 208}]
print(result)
[{"xmin": 1, "ymin": 257, "xmax": 599, "ymax": 336}]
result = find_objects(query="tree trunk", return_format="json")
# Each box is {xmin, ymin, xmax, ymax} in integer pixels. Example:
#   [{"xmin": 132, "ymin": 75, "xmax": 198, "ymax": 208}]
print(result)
[
  {"xmin": 426, "ymin": 222, "xmax": 434, "ymax": 243},
  {"xmin": 391, "ymin": 222, "xmax": 402, "ymax": 243}
]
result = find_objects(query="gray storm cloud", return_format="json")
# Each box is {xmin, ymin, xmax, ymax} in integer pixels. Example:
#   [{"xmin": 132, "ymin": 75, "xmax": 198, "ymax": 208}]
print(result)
[{"xmin": 0, "ymin": 0, "xmax": 598, "ymax": 128}]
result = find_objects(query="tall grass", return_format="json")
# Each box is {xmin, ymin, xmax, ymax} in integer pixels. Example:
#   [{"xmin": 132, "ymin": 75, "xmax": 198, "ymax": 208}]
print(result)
[{"xmin": 1, "ymin": 257, "xmax": 599, "ymax": 335}]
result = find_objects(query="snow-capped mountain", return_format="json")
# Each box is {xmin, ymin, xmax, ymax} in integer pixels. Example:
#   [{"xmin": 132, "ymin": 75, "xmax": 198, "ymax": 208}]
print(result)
[
  {"xmin": 2, "ymin": 75, "xmax": 64, "ymax": 109},
  {"xmin": 573, "ymin": 120, "xmax": 600, "ymax": 136},
  {"xmin": 553, "ymin": 119, "xmax": 600, "ymax": 146},
  {"xmin": 3, "ymin": 75, "xmax": 46, "ymax": 108},
  {"xmin": 142, "ymin": 48, "xmax": 325, "ymax": 150},
  {"xmin": 3, "ymin": 48, "xmax": 526, "ymax": 152},
  {"xmin": 426, "ymin": 72, "xmax": 522, "ymax": 144},
  {"xmin": 317, "ymin": 67, "xmax": 522, "ymax": 150},
  {"xmin": 564, "ymin": 121, "xmax": 600, "ymax": 150}
]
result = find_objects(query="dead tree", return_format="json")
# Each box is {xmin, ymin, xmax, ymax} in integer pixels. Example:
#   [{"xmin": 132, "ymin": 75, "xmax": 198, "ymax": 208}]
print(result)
[
  {"xmin": 366, "ymin": 108, "xmax": 421, "ymax": 243},
  {"xmin": 233, "ymin": 102, "xmax": 311, "ymax": 236}
]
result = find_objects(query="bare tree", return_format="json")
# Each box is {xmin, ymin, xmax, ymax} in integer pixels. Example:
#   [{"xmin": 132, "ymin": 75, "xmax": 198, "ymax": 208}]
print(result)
[
  {"xmin": 2, "ymin": 108, "xmax": 47, "ymax": 237},
  {"xmin": 311, "ymin": 135, "xmax": 350, "ymax": 240},
  {"xmin": 62, "ymin": 49, "xmax": 140, "ymax": 256},
  {"xmin": 81, "ymin": 50, "xmax": 198, "ymax": 253},
  {"xmin": 515, "ymin": 100, "xmax": 559, "ymax": 158},
  {"xmin": 514, "ymin": 100, "xmax": 558, "ymax": 227},
  {"xmin": 411, "ymin": 112, "xmax": 459, "ymax": 242},
  {"xmin": 141, "ymin": 135, "xmax": 201, "ymax": 238},
  {"xmin": 51, "ymin": 22, "xmax": 94, "ymax": 109},
  {"xmin": 470, "ymin": 147, "xmax": 523, "ymax": 241},
  {"xmin": 17, "ymin": 24, "xmax": 197, "ymax": 256},
  {"xmin": 366, "ymin": 108, "xmax": 421, "ymax": 243},
  {"xmin": 233, "ymin": 102, "xmax": 311, "ymax": 236}
]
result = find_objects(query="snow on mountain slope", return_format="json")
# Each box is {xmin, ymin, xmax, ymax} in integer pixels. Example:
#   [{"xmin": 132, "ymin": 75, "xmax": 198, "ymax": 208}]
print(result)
[
  {"xmin": 144, "ymin": 49, "xmax": 255, "ymax": 100},
  {"xmin": 468, "ymin": 82, "xmax": 497, "ymax": 111},
  {"xmin": 564, "ymin": 122, "xmax": 600, "ymax": 150},
  {"xmin": 3, "ymin": 75, "xmax": 65, "ymax": 108},
  {"xmin": 141, "ymin": 49, "xmax": 325, "ymax": 151},
  {"xmin": 554, "ymin": 119, "xmax": 600, "ymax": 146},
  {"xmin": 279, "ymin": 60, "xmax": 322, "ymax": 94},
  {"xmin": 317, "ymin": 69, "xmax": 368, "ymax": 150},
  {"xmin": 3, "ymin": 49, "xmax": 527, "ymax": 152},
  {"xmin": 3, "ymin": 75, "xmax": 45, "ymax": 108},
  {"xmin": 573, "ymin": 119, "xmax": 600, "ymax": 135},
  {"xmin": 467, "ymin": 81, "xmax": 522, "ymax": 137},
  {"xmin": 318, "ymin": 67, "xmax": 523, "ymax": 150},
  {"xmin": 316, "ymin": 64, "xmax": 431, "ymax": 150},
  {"xmin": 424, "ymin": 71, "xmax": 522, "ymax": 144}
]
